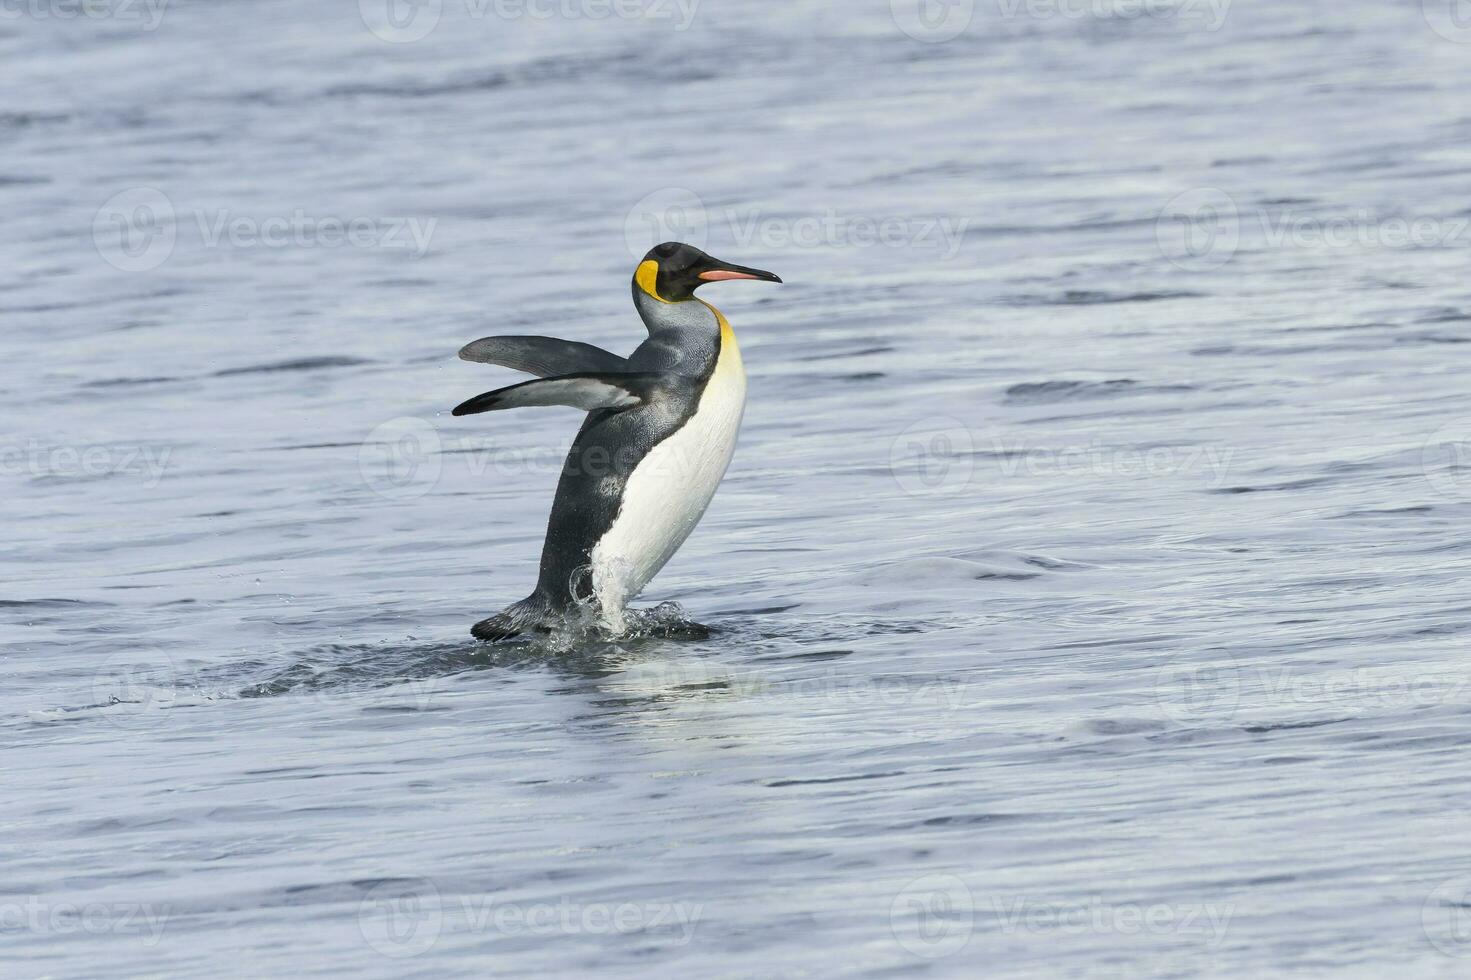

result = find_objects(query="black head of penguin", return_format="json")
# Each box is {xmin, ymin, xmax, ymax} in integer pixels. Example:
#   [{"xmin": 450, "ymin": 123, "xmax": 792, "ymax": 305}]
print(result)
[{"xmin": 633, "ymin": 242, "xmax": 782, "ymax": 304}]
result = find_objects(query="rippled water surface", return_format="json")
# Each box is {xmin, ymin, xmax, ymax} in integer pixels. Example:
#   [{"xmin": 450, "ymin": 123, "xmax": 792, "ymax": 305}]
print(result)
[{"xmin": 6, "ymin": 1, "xmax": 1471, "ymax": 976}]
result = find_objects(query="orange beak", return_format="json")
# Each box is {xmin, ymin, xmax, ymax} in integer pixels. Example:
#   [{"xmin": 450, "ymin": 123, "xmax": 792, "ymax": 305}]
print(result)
[{"xmin": 697, "ymin": 261, "xmax": 782, "ymax": 284}]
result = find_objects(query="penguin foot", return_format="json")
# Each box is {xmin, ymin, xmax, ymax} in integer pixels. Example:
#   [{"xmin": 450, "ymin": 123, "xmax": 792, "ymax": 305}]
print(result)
[
  {"xmin": 471, "ymin": 592, "xmax": 555, "ymax": 643},
  {"xmin": 470, "ymin": 617, "xmax": 518, "ymax": 643}
]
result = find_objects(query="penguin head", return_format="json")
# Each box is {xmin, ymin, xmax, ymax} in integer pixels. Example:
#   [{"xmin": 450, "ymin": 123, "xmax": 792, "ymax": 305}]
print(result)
[{"xmin": 633, "ymin": 242, "xmax": 781, "ymax": 304}]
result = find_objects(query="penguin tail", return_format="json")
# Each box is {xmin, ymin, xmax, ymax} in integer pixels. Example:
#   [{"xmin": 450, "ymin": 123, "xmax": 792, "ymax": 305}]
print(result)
[{"xmin": 471, "ymin": 592, "xmax": 553, "ymax": 643}]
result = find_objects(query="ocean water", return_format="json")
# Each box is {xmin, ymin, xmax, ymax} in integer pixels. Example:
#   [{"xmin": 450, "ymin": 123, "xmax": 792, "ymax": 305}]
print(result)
[{"xmin": 5, "ymin": 0, "xmax": 1471, "ymax": 975}]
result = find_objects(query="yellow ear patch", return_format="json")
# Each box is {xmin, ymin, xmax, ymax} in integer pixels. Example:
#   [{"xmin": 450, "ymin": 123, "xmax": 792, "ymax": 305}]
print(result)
[{"xmin": 635, "ymin": 260, "xmax": 671, "ymax": 303}]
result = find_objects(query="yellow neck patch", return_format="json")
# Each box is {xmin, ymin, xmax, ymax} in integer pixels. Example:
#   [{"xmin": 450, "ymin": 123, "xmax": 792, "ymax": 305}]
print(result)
[
  {"xmin": 699, "ymin": 299, "xmax": 735, "ymax": 344},
  {"xmin": 635, "ymin": 260, "xmax": 672, "ymax": 303},
  {"xmin": 700, "ymin": 300, "xmax": 742, "ymax": 380}
]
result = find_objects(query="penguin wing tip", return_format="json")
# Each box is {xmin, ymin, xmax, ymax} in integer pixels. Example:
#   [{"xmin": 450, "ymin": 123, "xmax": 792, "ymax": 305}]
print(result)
[
  {"xmin": 457, "ymin": 338, "xmax": 497, "ymax": 362},
  {"xmin": 451, "ymin": 398, "xmax": 489, "ymax": 416}
]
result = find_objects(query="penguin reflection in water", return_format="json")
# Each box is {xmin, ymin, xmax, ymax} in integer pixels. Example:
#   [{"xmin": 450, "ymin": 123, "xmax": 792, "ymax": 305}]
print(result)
[{"xmin": 451, "ymin": 243, "xmax": 781, "ymax": 642}]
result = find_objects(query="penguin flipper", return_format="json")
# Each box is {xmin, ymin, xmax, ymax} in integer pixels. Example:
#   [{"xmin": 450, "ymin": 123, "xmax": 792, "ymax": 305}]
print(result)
[
  {"xmin": 458, "ymin": 336, "xmax": 628, "ymax": 377},
  {"xmin": 451, "ymin": 372, "xmax": 659, "ymax": 417}
]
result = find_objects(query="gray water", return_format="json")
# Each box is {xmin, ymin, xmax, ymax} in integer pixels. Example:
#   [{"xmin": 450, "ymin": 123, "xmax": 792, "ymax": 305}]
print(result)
[{"xmin": 6, "ymin": 0, "xmax": 1471, "ymax": 976}]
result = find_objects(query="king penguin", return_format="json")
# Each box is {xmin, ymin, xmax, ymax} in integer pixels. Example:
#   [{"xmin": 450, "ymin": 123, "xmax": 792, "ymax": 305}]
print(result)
[{"xmin": 451, "ymin": 242, "xmax": 782, "ymax": 641}]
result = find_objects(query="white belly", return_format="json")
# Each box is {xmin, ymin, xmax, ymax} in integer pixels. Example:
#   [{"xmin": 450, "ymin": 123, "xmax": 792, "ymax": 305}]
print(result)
[{"xmin": 590, "ymin": 334, "xmax": 745, "ymax": 631}]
